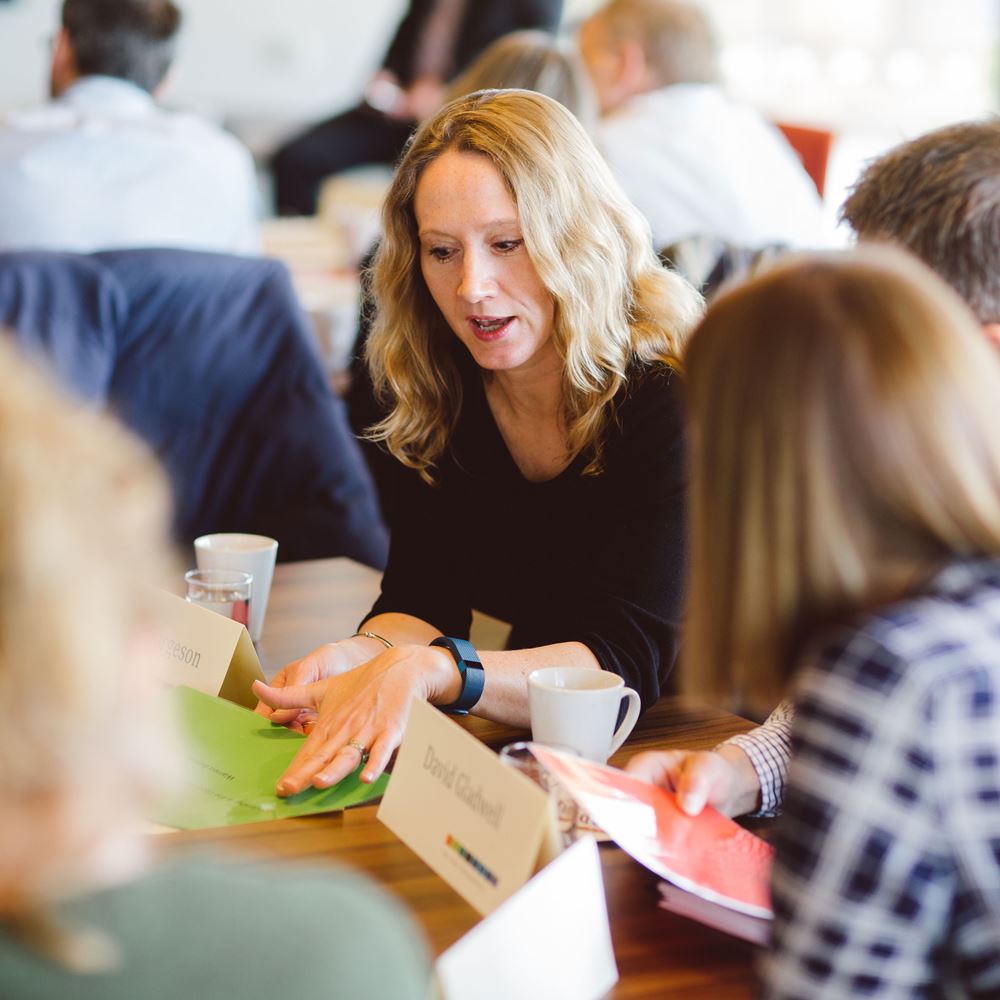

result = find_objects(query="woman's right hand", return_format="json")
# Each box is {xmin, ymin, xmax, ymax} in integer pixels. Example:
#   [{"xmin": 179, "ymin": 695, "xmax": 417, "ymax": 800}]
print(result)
[
  {"xmin": 252, "ymin": 642, "xmax": 459, "ymax": 794},
  {"xmin": 254, "ymin": 641, "xmax": 371, "ymax": 731},
  {"xmin": 624, "ymin": 745, "xmax": 762, "ymax": 817}
]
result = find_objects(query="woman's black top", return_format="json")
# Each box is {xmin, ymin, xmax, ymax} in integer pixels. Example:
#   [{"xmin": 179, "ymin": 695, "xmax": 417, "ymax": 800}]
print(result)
[{"xmin": 366, "ymin": 362, "xmax": 687, "ymax": 708}]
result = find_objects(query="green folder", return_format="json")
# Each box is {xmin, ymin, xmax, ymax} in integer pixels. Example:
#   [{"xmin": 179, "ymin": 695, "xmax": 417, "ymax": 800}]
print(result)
[{"xmin": 155, "ymin": 685, "xmax": 389, "ymax": 829}]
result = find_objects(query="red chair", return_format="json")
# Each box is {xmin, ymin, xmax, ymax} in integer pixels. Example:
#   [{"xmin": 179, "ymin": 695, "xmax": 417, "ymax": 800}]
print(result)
[{"xmin": 776, "ymin": 122, "xmax": 834, "ymax": 198}]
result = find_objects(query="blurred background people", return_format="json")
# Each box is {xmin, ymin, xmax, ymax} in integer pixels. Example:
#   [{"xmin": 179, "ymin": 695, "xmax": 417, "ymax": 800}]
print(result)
[
  {"xmin": 271, "ymin": 0, "xmax": 564, "ymax": 216},
  {"xmin": 443, "ymin": 29, "xmax": 597, "ymax": 130},
  {"xmin": 664, "ymin": 248, "xmax": 1000, "ymax": 996},
  {"xmin": 632, "ymin": 117, "xmax": 1000, "ymax": 822},
  {"xmin": 0, "ymin": 335, "xmax": 429, "ymax": 999},
  {"xmin": 0, "ymin": 0, "xmax": 260, "ymax": 254},
  {"xmin": 578, "ymin": 0, "xmax": 826, "ymax": 254}
]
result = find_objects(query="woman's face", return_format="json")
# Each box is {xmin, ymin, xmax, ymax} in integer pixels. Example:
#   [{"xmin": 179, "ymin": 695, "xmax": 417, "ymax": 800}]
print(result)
[{"xmin": 414, "ymin": 149, "xmax": 557, "ymax": 377}]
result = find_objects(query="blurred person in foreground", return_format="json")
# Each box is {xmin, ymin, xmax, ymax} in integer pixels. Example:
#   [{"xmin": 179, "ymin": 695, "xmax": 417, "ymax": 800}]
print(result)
[
  {"xmin": 0, "ymin": 0, "xmax": 259, "ymax": 254},
  {"xmin": 0, "ymin": 338, "xmax": 428, "ymax": 999},
  {"xmin": 631, "ymin": 117, "xmax": 1000, "ymax": 821},
  {"xmin": 657, "ymin": 248, "xmax": 1000, "ymax": 996},
  {"xmin": 254, "ymin": 89, "xmax": 702, "ymax": 795},
  {"xmin": 578, "ymin": 0, "xmax": 826, "ymax": 253}
]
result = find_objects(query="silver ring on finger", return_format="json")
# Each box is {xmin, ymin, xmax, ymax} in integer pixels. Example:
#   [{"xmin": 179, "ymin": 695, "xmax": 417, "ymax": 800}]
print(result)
[{"xmin": 347, "ymin": 738, "xmax": 369, "ymax": 765}]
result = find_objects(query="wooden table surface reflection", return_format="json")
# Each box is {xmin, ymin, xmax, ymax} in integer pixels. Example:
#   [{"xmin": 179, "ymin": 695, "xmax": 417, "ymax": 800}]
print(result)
[{"xmin": 165, "ymin": 559, "xmax": 761, "ymax": 999}]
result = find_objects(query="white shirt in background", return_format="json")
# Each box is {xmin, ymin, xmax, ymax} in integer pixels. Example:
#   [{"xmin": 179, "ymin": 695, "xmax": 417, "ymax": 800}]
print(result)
[
  {"xmin": 0, "ymin": 76, "xmax": 260, "ymax": 254},
  {"xmin": 598, "ymin": 83, "xmax": 829, "ymax": 251}
]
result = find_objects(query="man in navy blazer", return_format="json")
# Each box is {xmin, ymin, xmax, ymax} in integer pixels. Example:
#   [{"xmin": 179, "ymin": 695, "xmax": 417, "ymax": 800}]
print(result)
[{"xmin": 0, "ymin": 249, "xmax": 388, "ymax": 568}]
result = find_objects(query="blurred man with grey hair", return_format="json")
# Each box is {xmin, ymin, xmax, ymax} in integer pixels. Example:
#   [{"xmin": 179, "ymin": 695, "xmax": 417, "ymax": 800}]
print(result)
[
  {"xmin": 579, "ymin": 0, "xmax": 826, "ymax": 252},
  {"xmin": 840, "ymin": 117, "xmax": 1000, "ymax": 349}
]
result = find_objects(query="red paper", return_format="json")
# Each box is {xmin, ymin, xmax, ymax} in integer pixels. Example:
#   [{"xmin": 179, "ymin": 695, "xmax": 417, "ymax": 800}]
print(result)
[{"xmin": 530, "ymin": 745, "xmax": 773, "ymax": 918}]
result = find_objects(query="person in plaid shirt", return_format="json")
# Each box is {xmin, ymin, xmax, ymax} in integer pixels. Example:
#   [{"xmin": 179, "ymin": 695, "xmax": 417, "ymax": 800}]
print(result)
[
  {"xmin": 634, "ymin": 246, "xmax": 1000, "ymax": 997},
  {"xmin": 630, "ymin": 118, "xmax": 1000, "ymax": 821}
]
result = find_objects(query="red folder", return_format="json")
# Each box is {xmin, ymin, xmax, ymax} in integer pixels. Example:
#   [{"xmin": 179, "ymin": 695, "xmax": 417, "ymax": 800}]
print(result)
[{"xmin": 529, "ymin": 745, "xmax": 773, "ymax": 920}]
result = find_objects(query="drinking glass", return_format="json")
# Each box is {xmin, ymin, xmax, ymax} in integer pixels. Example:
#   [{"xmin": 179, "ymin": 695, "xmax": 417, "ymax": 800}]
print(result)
[
  {"xmin": 194, "ymin": 533, "xmax": 277, "ymax": 642},
  {"xmin": 184, "ymin": 569, "xmax": 252, "ymax": 628},
  {"xmin": 499, "ymin": 741, "xmax": 581, "ymax": 864}
]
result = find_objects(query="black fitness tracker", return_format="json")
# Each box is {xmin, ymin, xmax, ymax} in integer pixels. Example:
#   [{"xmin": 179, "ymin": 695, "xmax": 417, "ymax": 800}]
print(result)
[{"xmin": 430, "ymin": 636, "xmax": 486, "ymax": 715}]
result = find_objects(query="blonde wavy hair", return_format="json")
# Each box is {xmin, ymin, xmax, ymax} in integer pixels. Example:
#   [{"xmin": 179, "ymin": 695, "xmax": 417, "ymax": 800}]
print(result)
[
  {"xmin": 366, "ymin": 88, "xmax": 702, "ymax": 482},
  {"xmin": 682, "ymin": 247, "xmax": 1000, "ymax": 713},
  {"xmin": 0, "ymin": 337, "xmax": 176, "ymax": 967}
]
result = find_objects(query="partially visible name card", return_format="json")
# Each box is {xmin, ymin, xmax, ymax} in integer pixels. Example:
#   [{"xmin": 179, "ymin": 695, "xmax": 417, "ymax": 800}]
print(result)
[
  {"xmin": 155, "ymin": 591, "xmax": 264, "ymax": 709},
  {"xmin": 436, "ymin": 837, "xmax": 618, "ymax": 1000},
  {"xmin": 155, "ymin": 685, "xmax": 388, "ymax": 829},
  {"xmin": 378, "ymin": 697, "xmax": 549, "ymax": 915}
]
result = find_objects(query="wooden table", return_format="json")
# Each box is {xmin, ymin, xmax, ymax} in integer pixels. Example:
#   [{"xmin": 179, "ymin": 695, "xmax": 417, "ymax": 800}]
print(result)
[{"xmin": 166, "ymin": 559, "xmax": 762, "ymax": 998}]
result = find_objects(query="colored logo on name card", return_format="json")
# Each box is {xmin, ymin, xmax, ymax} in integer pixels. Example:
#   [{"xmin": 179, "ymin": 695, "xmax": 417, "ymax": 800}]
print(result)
[{"xmin": 445, "ymin": 834, "xmax": 498, "ymax": 886}]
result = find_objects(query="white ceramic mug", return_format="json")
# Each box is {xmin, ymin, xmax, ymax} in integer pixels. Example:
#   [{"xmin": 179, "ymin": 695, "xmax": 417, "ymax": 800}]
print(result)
[
  {"xmin": 194, "ymin": 533, "xmax": 278, "ymax": 642},
  {"xmin": 527, "ymin": 667, "xmax": 641, "ymax": 762}
]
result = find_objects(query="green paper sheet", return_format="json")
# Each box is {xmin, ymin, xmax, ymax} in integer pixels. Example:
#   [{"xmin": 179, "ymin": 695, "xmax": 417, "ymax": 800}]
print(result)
[{"xmin": 155, "ymin": 685, "xmax": 389, "ymax": 829}]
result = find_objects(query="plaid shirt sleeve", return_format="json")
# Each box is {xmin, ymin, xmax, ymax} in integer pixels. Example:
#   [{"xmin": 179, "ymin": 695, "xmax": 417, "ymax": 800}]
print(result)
[
  {"xmin": 758, "ymin": 575, "xmax": 1000, "ymax": 1000},
  {"xmin": 722, "ymin": 699, "xmax": 794, "ymax": 817}
]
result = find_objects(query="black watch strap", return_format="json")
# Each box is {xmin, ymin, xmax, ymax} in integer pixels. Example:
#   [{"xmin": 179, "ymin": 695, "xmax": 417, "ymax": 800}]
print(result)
[{"xmin": 431, "ymin": 636, "xmax": 485, "ymax": 715}]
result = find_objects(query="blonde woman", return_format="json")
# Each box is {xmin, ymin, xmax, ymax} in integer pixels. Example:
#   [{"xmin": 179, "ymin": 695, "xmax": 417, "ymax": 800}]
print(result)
[
  {"xmin": 255, "ymin": 89, "xmax": 702, "ymax": 794},
  {"xmin": 0, "ymin": 339, "xmax": 429, "ymax": 998},
  {"xmin": 637, "ymin": 248, "xmax": 1000, "ymax": 996},
  {"xmin": 346, "ymin": 31, "xmax": 596, "ymax": 470}
]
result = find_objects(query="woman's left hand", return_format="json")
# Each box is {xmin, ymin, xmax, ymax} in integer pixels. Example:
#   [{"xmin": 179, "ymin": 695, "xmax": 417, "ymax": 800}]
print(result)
[{"xmin": 252, "ymin": 644, "xmax": 458, "ymax": 796}]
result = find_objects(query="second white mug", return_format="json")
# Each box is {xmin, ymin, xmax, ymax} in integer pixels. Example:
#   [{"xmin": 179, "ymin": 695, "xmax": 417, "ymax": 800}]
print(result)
[
  {"xmin": 194, "ymin": 533, "xmax": 278, "ymax": 642},
  {"xmin": 527, "ymin": 667, "xmax": 641, "ymax": 762}
]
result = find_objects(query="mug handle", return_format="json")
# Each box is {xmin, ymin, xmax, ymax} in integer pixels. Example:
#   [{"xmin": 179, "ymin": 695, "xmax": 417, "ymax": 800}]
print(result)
[{"xmin": 608, "ymin": 687, "xmax": 641, "ymax": 757}]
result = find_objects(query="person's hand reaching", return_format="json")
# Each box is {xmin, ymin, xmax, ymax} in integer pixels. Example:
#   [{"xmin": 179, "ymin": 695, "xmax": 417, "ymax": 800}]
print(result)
[{"xmin": 625, "ymin": 745, "xmax": 762, "ymax": 817}]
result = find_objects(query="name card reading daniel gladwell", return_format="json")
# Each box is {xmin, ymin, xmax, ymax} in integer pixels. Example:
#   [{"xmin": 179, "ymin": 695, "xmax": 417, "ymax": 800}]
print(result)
[{"xmin": 378, "ymin": 697, "xmax": 550, "ymax": 915}]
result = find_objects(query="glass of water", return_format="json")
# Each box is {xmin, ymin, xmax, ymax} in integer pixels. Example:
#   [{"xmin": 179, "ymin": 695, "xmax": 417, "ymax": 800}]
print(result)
[
  {"xmin": 499, "ymin": 741, "xmax": 581, "ymax": 866},
  {"xmin": 184, "ymin": 569, "xmax": 252, "ymax": 628}
]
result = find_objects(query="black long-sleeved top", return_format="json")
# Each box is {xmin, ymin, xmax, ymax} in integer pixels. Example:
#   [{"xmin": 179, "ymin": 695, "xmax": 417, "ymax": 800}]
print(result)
[{"xmin": 367, "ymin": 362, "xmax": 687, "ymax": 709}]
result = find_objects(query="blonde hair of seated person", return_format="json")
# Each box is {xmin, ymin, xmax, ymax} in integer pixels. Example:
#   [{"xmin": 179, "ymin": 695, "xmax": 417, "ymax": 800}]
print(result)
[
  {"xmin": 0, "ymin": 337, "xmax": 175, "ymax": 969},
  {"xmin": 367, "ymin": 88, "xmax": 702, "ymax": 483},
  {"xmin": 446, "ymin": 30, "xmax": 598, "ymax": 131},
  {"xmin": 681, "ymin": 247, "xmax": 1000, "ymax": 714}
]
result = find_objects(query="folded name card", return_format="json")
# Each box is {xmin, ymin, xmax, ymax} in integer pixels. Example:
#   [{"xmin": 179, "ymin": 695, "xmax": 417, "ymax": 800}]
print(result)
[
  {"xmin": 378, "ymin": 697, "xmax": 549, "ymax": 916},
  {"xmin": 155, "ymin": 591, "xmax": 264, "ymax": 709},
  {"xmin": 436, "ymin": 837, "xmax": 618, "ymax": 1000}
]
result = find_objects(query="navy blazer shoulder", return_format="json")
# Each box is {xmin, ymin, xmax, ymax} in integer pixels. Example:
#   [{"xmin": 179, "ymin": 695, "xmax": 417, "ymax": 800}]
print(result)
[{"xmin": 0, "ymin": 249, "xmax": 388, "ymax": 567}]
